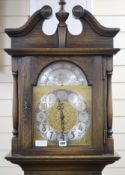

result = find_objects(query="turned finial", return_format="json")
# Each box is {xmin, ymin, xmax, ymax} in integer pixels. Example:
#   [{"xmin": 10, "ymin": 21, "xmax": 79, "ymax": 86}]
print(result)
[{"xmin": 56, "ymin": 0, "xmax": 69, "ymax": 26}]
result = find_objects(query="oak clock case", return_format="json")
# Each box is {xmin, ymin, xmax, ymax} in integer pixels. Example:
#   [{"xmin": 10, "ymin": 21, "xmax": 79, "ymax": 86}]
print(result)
[{"xmin": 4, "ymin": 1, "xmax": 120, "ymax": 175}]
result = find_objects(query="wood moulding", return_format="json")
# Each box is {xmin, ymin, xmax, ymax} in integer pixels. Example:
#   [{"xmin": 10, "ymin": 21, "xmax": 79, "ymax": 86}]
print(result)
[
  {"xmin": 5, "ymin": 6, "xmax": 52, "ymax": 37},
  {"xmin": 6, "ymin": 153, "xmax": 120, "ymax": 170},
  {"xmin": 4, "ymin": 48, "xmax": 120, "ymax": 56},
  {"xmin": 5, "ymin": 5, "xmax": 120, "ymax": 49},
  {"xmin": 5, "ymin": 6, "xmax": 119, "ymax": 38},
  {"xmin": 73, "ymin": 6, "xmax": 120, "ymax": 37}
]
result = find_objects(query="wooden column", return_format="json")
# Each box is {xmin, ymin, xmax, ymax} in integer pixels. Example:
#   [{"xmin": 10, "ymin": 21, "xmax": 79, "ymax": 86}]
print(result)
[
  {"xmin": 105, "ymin": 56, "xmax": 114, "ymax": 154},
  {"xmin": 12, "ymin": 58, "xmax": 18, "ymax": 153}
]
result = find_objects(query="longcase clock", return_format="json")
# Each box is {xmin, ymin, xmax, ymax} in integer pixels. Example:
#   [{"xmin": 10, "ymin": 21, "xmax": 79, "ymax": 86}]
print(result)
[{"xmin": 5, "ymin": 1, "xmax": 120, "ymax": 175}]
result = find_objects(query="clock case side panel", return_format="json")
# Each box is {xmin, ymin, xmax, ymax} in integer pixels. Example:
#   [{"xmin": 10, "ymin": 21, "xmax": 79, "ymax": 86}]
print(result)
[
  {"xmin": 10, "ymin": 56, "xmax": 32, "ymax": 154},
  {"xmin": 92, "ymin": 56, "xmax": 114, "ymax": 155},
  {"xmin": 15, "ymin": 57, "xmax": 33, "ymax": 153},
  {"xmin": 91, "ymin": 56, "xmax": 104, "ymax": 153}
]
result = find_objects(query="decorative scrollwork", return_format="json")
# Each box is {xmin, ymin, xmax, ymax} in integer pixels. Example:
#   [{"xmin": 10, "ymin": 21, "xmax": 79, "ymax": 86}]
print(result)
[
  {"xmin": 72, "ymin": 5, "xmax": 85, "ymax": 19},
  {"xmin": 40, "ymin": 5, "xmax": 52, "ymax": 19}
]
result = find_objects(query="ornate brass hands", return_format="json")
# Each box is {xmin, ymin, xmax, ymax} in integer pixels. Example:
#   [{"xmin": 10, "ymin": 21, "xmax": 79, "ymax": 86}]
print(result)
[{"xmin": 57, "ymin": 99, "xmax": 65, "ymax": 140}]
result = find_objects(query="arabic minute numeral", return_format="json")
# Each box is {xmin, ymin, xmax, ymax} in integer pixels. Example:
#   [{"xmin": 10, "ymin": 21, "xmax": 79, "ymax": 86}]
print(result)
[
  {"xmin": 50, "ymin": 132, "xmax": 53, "ymax": 140},
  {"xmin": 42, "ymin": 124, "xmax": 47, "ymax": 132}
]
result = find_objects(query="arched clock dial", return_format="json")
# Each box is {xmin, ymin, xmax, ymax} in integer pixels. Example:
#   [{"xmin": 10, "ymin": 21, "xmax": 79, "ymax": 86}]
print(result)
[
  {"xmin": 37, "ymin": 61, "xmax": 88, "ymax": 86},
  {"xmin": 34, "ymin": 61, "xmax": 91, "ymax": 146},
  {"xmin": 35, "ymin": 89, "xmax": 90, "ymax": 145}
]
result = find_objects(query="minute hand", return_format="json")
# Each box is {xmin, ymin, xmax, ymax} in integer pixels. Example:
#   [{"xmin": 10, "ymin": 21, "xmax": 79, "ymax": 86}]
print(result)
[{"xmin": 57, "ymin": 100, "xmax": 65, "ymax": 140}]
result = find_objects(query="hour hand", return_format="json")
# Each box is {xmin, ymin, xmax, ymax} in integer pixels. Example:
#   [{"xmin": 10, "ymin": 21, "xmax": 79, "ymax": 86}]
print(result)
[
  {"xmin": 57, "ymin": 99, "xmax": 65, "ymax": 140},
  {"xmin": 57, "ymin": 99, "xmax": 64, "ymax": 122},
  {"xmin": 57, "ymin": 99, "xmax": 64, "ymax": 111}
]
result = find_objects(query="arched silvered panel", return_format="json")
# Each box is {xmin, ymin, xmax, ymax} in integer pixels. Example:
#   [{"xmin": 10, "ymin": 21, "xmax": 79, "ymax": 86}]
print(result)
[{"xmin": 37, "ymin": 61, "xmax": 88, "ymax": 86}]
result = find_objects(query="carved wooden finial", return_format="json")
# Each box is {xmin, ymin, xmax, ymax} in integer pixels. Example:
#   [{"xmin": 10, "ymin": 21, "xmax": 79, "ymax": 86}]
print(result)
[{"xmin": 56, "ymin": 0, "xmax": 69, "ymax": 27}]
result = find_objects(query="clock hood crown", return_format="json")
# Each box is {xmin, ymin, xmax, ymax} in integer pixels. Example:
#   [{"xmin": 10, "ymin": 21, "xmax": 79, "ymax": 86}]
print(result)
[
  {"xmin": 5, "ymin": 0, "xmax": 119, "ymax": 55},
  {"xmin": 5, "ymin": 1, "xmax": 120, "ymax": 55}
]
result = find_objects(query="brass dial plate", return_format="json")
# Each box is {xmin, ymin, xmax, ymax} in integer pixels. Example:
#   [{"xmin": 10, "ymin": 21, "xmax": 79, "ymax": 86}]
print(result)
[{"xmin": 33, "ymin": 86, "xmax": 92, "ymax": 146}]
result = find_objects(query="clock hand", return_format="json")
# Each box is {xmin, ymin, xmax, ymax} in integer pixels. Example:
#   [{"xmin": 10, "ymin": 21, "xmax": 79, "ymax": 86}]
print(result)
[
  {"xmin": 60, "ymin": 109, "xmax": 65, "ymax": 140},
  {"xmin": 57, "ymin": 99, "xmax": 65, "ymax": 140}
]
